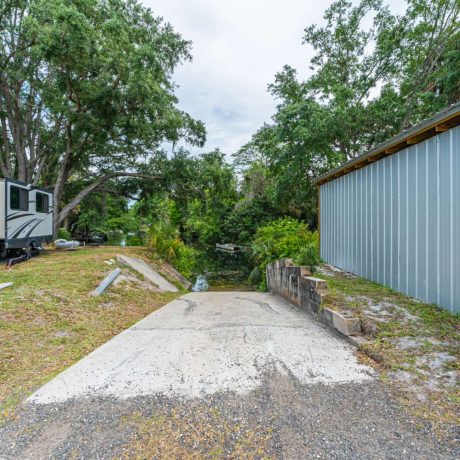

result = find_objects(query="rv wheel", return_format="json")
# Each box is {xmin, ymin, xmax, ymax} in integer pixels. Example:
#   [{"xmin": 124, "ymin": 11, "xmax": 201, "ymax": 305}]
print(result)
[{"xmin": 0, "ymin": 248, "xmax": 7, "ymax": 259}]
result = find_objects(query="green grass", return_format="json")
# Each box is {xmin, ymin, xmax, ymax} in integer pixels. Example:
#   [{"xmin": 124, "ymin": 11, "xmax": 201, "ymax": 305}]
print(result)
[
  {"xmin": 0, "ymin": 247, "xmax": 182, "ymax": 421},
  {"xmin": 317, "ymin": 265, "xmax": 460, "ymax": 428},
  {"xmin": 320, "ymin": 270, "xmax": 459, "ymax": 341}
]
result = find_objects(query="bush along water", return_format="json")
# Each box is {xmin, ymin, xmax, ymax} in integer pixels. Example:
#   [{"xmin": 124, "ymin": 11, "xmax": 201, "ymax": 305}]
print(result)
[
  {"xmin": 250, "ymin": 217, "xmax": 319, "ymax": 290},
  {"xmin": 148, "ymin": 218, "xmax": 198, "ymax": 280}
]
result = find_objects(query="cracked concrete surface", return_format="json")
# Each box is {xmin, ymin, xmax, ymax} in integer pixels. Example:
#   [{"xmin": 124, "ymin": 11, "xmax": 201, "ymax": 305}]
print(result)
[{"xmin": 28, "ymin": 292, "xmax": 373, "ymax": 404}]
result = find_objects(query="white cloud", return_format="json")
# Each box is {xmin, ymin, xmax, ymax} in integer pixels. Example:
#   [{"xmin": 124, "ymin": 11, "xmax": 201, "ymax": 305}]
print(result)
[{"xmin": 143, "ymin": 0, "xmax": 407, "ymax": 157}]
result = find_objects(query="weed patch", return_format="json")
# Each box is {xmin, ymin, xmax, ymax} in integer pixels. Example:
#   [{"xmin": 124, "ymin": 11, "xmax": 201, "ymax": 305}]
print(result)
[
  {"xmin": 0, "ymin": 247, "xmax": 181, "ymax": 421},
  {"xmin": 317, "ymin": 264, "xmax": 460, "ymax": 430},
  {"xmin": 120, "ymin": 405, "xmax": 273, "ymax": 459}
]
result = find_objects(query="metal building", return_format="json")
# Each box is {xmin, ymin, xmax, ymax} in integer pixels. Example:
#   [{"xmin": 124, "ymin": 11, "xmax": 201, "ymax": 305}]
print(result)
[{"xmin": 316, "ymin": 103, "xmax": 460, "ymax": 313}]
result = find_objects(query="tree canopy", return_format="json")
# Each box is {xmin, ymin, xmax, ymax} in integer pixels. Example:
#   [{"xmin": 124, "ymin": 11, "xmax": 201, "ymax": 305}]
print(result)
[
  {"xmin": 0, "ymin": 0, "xmax": 205, "ymax": 234},
  {"xmin": 235, "ymin": 0, "xmax": 459, "ymax": 223},
  {"xmin": 1, "ymin": 0, "xmax": 458, "ymax": 267}
]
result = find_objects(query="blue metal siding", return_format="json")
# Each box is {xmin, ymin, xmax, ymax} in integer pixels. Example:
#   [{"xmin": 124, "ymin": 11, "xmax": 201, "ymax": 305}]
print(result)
[
  {"xmin": 319, "ymin": 125, "xmax": 460, "ymax": 313},
  {"xmin": 407, "ymin": 147, "xmax": 417, "ymax": 298},
  {"xmin": 453, "ymin": 127, "xmax": 460, "ymax": 312}
]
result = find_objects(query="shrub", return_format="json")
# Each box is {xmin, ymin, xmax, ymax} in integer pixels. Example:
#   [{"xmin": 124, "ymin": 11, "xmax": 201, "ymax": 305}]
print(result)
[
  {"xmin": 174, "ymin": 244, "xmax": 198, "ymax": 279},
  {"xmin": 220, "ymin": 198, "xmax": 276, "ymax": 245},
  {"xmin": 148, "ymin": 219, "xmax": 180, "ymax": 259},
  {"xmin": 57, "ymin": 228, "xmax": 72, "ymax": 240},
  {"xmin": 148, "ymin": 219, "xmax": 197, "ymax": 278},
  {"xmin": 293, "ymin": 241, "xmax": 320, "ymax": 270},
  {"xmin": 250, "ymin": 217, "xmax": 319, "ymax": 290},
  {"xmin": 184, "ymin": 197, "xmax": 222, "ymax": 247},
  {"xmin": 126, "ymin": 234, "xmax": 144, "ymax": 247}
]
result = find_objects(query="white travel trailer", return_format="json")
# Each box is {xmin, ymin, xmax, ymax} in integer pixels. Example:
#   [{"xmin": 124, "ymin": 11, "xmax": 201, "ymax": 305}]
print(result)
[{"xmin": 0, "ymin": 178, "xmax": 54, "ymax": 257}]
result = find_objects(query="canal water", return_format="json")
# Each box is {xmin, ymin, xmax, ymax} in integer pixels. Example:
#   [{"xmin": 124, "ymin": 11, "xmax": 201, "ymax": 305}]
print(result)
[
  {"xmin": 104, "ymin": 232, "xmax": 253, "ymax": 291},
  {"xmin": 191, "ymin": 248, "xmax": 254, "ymax": 292}
]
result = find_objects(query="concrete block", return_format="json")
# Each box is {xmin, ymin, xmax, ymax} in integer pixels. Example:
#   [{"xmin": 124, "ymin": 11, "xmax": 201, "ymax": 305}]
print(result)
[
  {"xmin": 312, "ymin": 291, "xmax": 326, "ymax": 304},
  {"xmin": 332, "ymin": 310, "xmax": 361, "ymax": 336},
  {"xmin": 273, "ymin": 258, "xmax": 293, "ymax": 269},
  {"xmin": 304, "ymin": 277, "xmax": 327, "ymax": 291},
  {"xmin": 299, "ymin": 301, "xmax": 309, "ymax": 313},
  {"xmin": 322, "ymin": 308, "xmax": 334, "ymax": 325},
  {"xmin": 300, "ymin": 286, "xmax": 311, "ymax": 308},
  {"xmin": 282, "ymin": 259, "xmax": 294, "ymax": 267},
  {"xmin": 267, "ymin": 261, "xmax": 326, "ymax": 315},
  {"xmin": 309, "ymin": 301, "xmax": 320, "ymax": 314}
]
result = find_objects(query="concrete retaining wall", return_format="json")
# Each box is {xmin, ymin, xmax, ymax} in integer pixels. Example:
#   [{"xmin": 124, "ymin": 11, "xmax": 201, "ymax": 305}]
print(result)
[
  {"xmin": 266, "ymin": 259, "xmax": 311, "ymax": 306},
  {"xmin": 266, "ymin": 259, "xmax": 361, "ymax": 336}
]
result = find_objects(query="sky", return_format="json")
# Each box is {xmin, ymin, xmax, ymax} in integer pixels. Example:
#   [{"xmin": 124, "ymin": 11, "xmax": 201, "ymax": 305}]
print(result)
[{"xmin": 143, "ymin": 0, "xmax": 406, "ymax": 157}]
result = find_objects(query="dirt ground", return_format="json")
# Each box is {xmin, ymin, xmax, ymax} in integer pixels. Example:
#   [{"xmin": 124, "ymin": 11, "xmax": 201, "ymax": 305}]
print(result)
[{"xmin": 1, "ymin": 375, "xmax": 458, "ymax": 459}]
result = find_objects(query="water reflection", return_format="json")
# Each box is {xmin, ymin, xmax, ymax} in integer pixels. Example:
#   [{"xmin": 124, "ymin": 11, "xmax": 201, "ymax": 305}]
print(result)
[{"xmin": 190, "ymin": 248, "xmax": 253, "ymax": 291}]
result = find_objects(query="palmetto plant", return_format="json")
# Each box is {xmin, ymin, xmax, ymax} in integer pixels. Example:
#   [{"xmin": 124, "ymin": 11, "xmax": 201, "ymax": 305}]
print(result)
[
  {"xmin": 148, "ymin": 219, "xmax": 181, "ymax": 262},
  {"xmin": 147, "ymin": 218, "xmax": 197, "ymax": 278}
]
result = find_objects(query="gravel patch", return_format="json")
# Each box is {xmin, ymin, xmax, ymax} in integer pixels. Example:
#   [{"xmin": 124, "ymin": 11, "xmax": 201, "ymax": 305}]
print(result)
[{"xmin": 0, "ymin": 373, "xmax": 458, "ymax": 459}]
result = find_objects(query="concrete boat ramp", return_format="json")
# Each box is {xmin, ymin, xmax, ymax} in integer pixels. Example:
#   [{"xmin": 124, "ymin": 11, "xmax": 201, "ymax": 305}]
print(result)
[
  {"xmin": 29, "ymin": 292, "xmax": 372, "ymax": 403},
  {"xmin": 116, "ymin": 254, "xmax": 179, "ymax": 292}
]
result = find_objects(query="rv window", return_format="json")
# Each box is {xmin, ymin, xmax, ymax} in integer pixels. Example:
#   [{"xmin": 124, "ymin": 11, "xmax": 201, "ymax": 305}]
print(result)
[
  {"xmin": 10, "ymin": 185, "xmax": 29, "ymax": 211},
  {"xmin": 36, "ymin": 192, "xmax": 50, "ymax": 213}
]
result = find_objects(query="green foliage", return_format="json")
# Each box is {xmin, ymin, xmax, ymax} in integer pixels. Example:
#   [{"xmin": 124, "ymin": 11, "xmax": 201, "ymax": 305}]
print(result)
[
  {"xmin": 250, "ymin": 218, "xmax": 319, "ymax": 290},
  {"xmin": 238, "ymin": 99, "xmax": 340, "ymax": 225},
  {"xmin": 173, "ymin": 244, "xmax": 198, "ymax": 280},
  {"xmin": 147, "ymin": 218, "xmax": 197, "ymax": 278},
  {"xmin": 136, "ymin": 149, "xmax": 238, "ymax": 248},
  {"xmin": 220, "ymin": 198, "xmax": 277, "ymax": 245},
  {"xmin": 135, "ymin": 195, "xmax": 181, "ymax": 228},
  {"xmin": 236, "ymin": 0, "xmax": 460, "ymax": 226},
  {"xmin": 67, "ymin": 191, "xmax": 140, "ymax": 237},
  {"xmin": 57, "ymin": 228, "xmax": 72, "ymax": 240},
  {"xmin": 184, "ymin": 197, "xmax": 222, "ymax": 247},
  {"xmin": 293, "ymin": 242, "xmax": 320, "ymax": 270},
  {"xmin": 148, "ymin": 219, "xmax": 180, "ymax": 261},
  {"xmin": 176, "ymin": 150, "xmax": 237, "ymax": 247},
  {"xmin": 0, "ymin": 0, "xmax": 206, "ymax": 233},
  {"xmin": 125, "ymin": 234, "xmax": 144, "ymax": 247}
]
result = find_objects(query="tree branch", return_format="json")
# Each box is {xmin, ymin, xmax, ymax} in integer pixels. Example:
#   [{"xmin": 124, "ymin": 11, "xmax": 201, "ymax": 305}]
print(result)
[{"xmin": 56, "ymin": 172, "xmax": 161, "ymax": 230}]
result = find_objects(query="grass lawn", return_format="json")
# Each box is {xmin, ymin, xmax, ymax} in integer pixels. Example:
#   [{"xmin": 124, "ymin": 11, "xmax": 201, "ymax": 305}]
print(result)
[
  {"xmin": 0, "ymin": 247, "xmax": 182, "ymax": 421},
  {"xmin": 317, "ymin": 265, "xmax": 460, "ymax": 429},
  {"xmin": 321, "ymin": 269, "xmax": 459, "ymax": 341}
]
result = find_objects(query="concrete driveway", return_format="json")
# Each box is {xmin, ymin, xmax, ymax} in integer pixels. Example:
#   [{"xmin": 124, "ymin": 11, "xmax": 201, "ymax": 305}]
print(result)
[{"xmin": 1, "ymin": 292, "xmax": 456, "ymax": 459}]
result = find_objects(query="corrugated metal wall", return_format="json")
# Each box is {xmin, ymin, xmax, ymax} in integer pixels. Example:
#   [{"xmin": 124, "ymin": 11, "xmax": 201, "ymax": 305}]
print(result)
[{"xmin": 320, "ymin": 125, "xmax": 459, "ymax": 313}]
